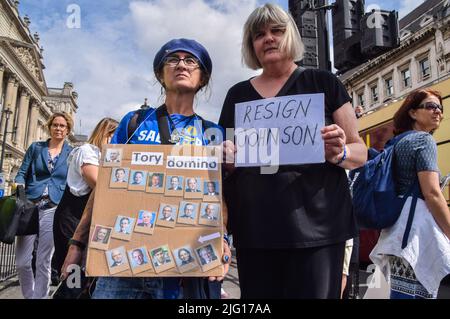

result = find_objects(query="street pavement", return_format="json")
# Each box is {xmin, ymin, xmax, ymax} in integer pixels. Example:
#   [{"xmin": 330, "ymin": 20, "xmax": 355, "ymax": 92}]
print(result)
[
  {"xmin": 0, "ymin": 249, "xmax": 241, "ymax": 299},
  {"xmin": 1, "ymin": 252, "xmax": 449, "ymax": 299}
]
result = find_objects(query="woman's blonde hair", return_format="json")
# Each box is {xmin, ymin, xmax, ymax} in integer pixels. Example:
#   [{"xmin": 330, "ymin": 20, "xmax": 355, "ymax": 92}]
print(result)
[
  {"xmin": 87, "ymin": 117, "xmax": 119, "ymax": 149},
  {"xmin": 242, "ymin": 3, "xmax": 304, "ymax": 70},
  {"xmin": 46, "ymin": 112, "xmax": 74, "ymax": 134}
]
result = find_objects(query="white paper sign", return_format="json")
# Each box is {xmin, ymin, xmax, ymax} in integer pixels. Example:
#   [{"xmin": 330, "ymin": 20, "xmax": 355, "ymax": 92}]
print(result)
[
  {"xmin": 234, "ymin": 93, "xmax": 325, "ymax": 167},
  {"xmin": 166, "ymin": 156, "xmax": 219, "ymax": 171},
  {"xmin": 131, "ymin": 152, "xmax": 164, "ymax": 165}
]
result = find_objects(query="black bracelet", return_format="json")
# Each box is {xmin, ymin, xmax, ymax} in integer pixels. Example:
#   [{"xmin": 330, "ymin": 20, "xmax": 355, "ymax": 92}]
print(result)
[{"xmin": 68, "ymin": 238, "xmax": 86, "ymax": 250}]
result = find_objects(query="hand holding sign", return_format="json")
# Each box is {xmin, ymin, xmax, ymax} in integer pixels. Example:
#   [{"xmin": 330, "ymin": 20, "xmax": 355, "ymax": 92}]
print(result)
[{"xmin": 321, "ymin": 124, "xmax": 347, "ymax": 164}]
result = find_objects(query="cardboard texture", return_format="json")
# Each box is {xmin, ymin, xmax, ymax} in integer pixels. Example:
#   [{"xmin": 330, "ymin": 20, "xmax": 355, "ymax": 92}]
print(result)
[{"xmin": 87, "ymin": 144, "xmax": 224, "ymax": 277}]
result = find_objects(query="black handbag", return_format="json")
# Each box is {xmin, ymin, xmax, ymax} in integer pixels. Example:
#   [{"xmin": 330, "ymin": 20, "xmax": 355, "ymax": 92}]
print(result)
[{"xmin": 0, "ymin": 185, "xmax": 39, "ymax": 244}]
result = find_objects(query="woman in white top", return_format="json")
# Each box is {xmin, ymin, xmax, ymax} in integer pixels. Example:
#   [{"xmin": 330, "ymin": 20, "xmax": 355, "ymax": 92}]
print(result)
[{"xmin": 52, "ymin": 118, "xmax": 118, "ymax": 280}]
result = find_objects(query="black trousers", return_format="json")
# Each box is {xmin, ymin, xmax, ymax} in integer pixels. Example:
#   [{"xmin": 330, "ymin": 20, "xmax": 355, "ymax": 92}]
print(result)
[
  {"xmin": 236, "ymin": 241, "xmax": 346, "ymax": 299},
  {"xmin": 52, "ymin": 186, "xmax": 91, "ymax": 275}
]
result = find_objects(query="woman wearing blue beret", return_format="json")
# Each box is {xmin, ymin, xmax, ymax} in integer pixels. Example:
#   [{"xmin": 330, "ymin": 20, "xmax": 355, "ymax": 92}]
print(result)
[{"xmin": 61, "ymin": 38, "xmax": 231, "ymax": 299}]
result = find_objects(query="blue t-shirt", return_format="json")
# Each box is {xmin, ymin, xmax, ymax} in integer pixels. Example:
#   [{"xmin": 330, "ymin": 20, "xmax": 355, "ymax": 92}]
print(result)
[{"xmin": 111, "ymin": 108, "xmax": 223, "ymax": 145}]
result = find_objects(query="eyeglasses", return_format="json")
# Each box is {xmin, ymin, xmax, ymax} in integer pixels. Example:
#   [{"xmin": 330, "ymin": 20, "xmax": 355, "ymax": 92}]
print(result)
[
  {"xmin": 51, "ymin": 123, "xmax": 67, "ymax": 129},
  {"xmin": 415, "ymin": 102, "xmax": 443, "ymax": 114},
  {"xmin": 164, "ymin": 56, "xmax": 200, "ymax": 69}
]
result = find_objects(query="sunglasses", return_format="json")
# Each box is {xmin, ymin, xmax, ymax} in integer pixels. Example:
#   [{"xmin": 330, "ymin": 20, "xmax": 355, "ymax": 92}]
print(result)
[{"xmin": 415, "ymin": 102, "xmax": 443, "ymax": 114}]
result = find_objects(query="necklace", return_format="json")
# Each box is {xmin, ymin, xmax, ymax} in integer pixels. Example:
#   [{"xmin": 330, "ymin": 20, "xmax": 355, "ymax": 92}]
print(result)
[{"xmin": 166, "ymin": 111, "xmax": 197, "ymax": 144}]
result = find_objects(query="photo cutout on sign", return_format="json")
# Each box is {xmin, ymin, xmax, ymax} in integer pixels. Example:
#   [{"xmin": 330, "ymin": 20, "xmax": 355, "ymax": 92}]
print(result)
[
  {"xmin": 173, "ymin": 245, "xmax": 199, "ymax": 273},
  {"xmin": 89, "ymin": 225, "xmax": 112, "ymax": 251},
  {"xmin": 134, "ymin": 210, "xmax": 156, "ymax": 235},
  {"xmin": 128, "ymin": 170, "xmax": 147, "ymax": 191},
  {"xmin": 184, "ymin": 177, "xmax": 203, "ymax": 199},
  {"xmin": 150, "ymin": 245, "xmax": 175, "ymax": 273},
  {"xmin": 110, "ymin": 167, "xmax": 130, "ymax": 189},
  {"xmin": 165, "ymin": 175, "xmax": 184, "ymax": 196},
  {"xmin": 103, "ymin": 148, "xmax": 122, "ymax": 167},
  {"xmin": 177, "ymin": 202, "xmax": 199, "ymax": 225},
  {"xmin": 106, "ymin": 246, "xmax": 130, "ymax": 275},
  {"xmin": 156, "ymin": 204, "xmax": 178, "ymax": 228},
  {"xmin": 195, "ymin": 243, "xmax": 222, "ymax": 272},
  {"xmin": 198, "ymin": 203, "xmax": 220, "ymax": 226},
  {"xmin": 203, "ymin": 180, "xmax": 220, "ymax": 201},
  {"xmin": 146, "ymin": 172, "xmax": 165, "ymax": 194},
  {"xmin": 127, "ymin": 247, "xmax": 153, "ymax": 275},
  {"xmin": 111, "ymin": 216, "xmax": 135, "ymax": 241}
]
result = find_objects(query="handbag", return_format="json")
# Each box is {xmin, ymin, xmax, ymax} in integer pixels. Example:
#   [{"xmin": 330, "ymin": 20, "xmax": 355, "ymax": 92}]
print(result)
[{"xmin": 0, "ymin": 185, "xmax": 39, "ymax": 244}]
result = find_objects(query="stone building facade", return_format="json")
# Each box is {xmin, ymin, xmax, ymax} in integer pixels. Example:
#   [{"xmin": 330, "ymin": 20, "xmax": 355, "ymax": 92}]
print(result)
[
  {"xmin": 341, "ymin": 0, "xmax": 450, "ymax": 115},
  {"xmin": 0, "ymin": 0, "xmax": 77, "ymax": 193}
]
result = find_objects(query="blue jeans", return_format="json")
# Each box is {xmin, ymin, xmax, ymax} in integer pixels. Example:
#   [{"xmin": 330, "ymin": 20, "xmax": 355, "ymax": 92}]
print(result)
[{"xmin": 92, "ymin": 277, "xmax": 176, "ymax": 299}]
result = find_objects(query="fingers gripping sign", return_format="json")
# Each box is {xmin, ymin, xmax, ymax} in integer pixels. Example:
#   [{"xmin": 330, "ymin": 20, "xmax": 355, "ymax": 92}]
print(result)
[{"xmin": 321, "ymin": 124, "xmax": 347, "ymax": 164}]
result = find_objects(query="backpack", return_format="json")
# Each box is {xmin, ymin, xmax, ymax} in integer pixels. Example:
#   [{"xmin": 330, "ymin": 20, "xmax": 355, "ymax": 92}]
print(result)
[{"xmin": 349, "ymin": 131, "xmax": 421, "ymax": 234}]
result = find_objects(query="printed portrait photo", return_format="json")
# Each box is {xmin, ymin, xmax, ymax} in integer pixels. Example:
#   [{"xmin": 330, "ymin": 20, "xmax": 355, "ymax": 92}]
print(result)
[
  {"xmin": 165, "ymin": 175, "xmax": 184, "ymax": 196},
  {"xmin": 89, "ymin": 225, "xmax": 112, "ymax": 250},
  {"xmin": 204, "ymin": 180, "xmax": 220, "ymax": 196},
  {"xmin": 150, "ymin": 245, "xmax": 175, "ymax": 273},
  {"xmin": 198, "ymin": 203, "xmax": 220, "ymax": 226},
  {"xmin": 111, "ymin": 215, "xmax": 135, "ymax": 241},
  {"xmin": 184, "ymin": 177, "xmax": 203, "ymax": 199},
  {"xmin": 177, "ymin": 202, "xmax": 199, "ymax": 225},
  {"xmin": 103, "ymin": 148, "xmax": 122, "ymax": 166},
  {"xmin": 156, "ymin": 204, "xmax": 178, "ymax": 228},
  {"xmin": 195, "ymin": 244, "xmax": 221, "ymax": 272},
  {"xmin": 146, "ymin": 172, "xmax": 165, "ymax": 194},
  {"xmin": 106, "ymin": 246, "xmax": 130, "ymax": 275},
  {"xmin": 127, "ymin": 247, "xmax": 153, "ymax": 274},
  {"xmin": 109, "ymin": 167, "xmax": 130, "ymax": 188},
  {"xmin": 130, "ymin": 170, "xmax": 146, "ymax": 185},
  {"xmin": 134, "ymin": 210, "xmax": 156, "ymax": 235},
  {"xmin": 203, "ymin": 180, "xmax": 220, "ymax": 201},
  {"xmin": 173, "ymin": 246, "xmax": 199, "ymax": 273},
  {"xmin": 128, "ymin": 170, "xmax": 147, "ymax": 191}
]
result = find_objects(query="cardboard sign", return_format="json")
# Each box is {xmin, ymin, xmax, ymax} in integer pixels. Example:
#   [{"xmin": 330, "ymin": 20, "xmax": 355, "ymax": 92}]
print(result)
[
  {"xmin": 86, "ymin": 144, "xmax": 224, "ymax": 277},
  {"xmin": 234, "ymin": 93, "xmax": 325, "ymax": 167}
]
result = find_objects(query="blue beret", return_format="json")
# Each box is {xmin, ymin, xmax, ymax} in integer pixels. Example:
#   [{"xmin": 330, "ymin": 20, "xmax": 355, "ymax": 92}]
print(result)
[{"xmin": 153, "ymin": 38, "xmax": 212, "ymax": 76}]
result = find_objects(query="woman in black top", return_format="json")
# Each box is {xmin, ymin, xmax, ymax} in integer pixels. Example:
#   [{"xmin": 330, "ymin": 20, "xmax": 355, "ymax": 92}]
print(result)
[{"xmin": 219, "ymin": 4, "xmax": 367, "ymax": 298}]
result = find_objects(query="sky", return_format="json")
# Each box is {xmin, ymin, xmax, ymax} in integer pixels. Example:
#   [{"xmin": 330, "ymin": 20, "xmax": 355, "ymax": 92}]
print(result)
[{"xmin": 17, "ymin": 0, "xmax": 424, "ymax": 136}]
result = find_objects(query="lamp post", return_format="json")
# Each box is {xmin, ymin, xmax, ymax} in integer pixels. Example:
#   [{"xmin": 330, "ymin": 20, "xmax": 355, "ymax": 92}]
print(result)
[{"xmin": 0, "ymin": 108, "xmax": 13, "ymax": 174}]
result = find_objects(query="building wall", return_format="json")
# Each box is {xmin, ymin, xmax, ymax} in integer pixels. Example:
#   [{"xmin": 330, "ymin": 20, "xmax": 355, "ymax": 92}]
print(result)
[{"xmin": 0, "ymin": 1, "xmax": 78, "ymax": 195}]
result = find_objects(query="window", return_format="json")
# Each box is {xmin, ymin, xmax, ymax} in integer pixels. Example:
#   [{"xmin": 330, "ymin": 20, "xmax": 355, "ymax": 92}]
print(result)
[
  {"xmin": 400, "ymin": 30, "xmax": 411, "ymax": 41},
  {"xmin": 401, "ymin": 68, "xmax": 411, "ymax": 89},
  {"xmin": 370, "ymin": 85, "xmax": 379, "ymax": 104},
  {"xmin": 419, "ymin": 15, "xmax": 433, "ymax": 27},
  {"xmin": 357, "ymin": 93, "xmax": 365, "ymax": 107},
  {"xmin": 384, "ymin": 77, "xmax": 394, "ymax": 97},
  {"xmin": 419, "ymin": 57, "xmax": 431, "ymax": 79}
]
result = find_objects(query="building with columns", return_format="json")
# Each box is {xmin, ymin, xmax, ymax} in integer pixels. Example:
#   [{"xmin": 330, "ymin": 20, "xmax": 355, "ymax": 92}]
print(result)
[{"xmin": 0, "ymin": 0, "xmax": 78, "ymax": 193}]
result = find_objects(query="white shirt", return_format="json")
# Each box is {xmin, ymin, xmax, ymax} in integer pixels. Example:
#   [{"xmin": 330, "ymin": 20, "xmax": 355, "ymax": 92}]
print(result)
[
  {"xmin": 67, "ymin": 144, "xmax": 100, "ymax": 197},
  {"xmin": 370, "ymin": 197, "xmax": 450, "ymax": 296}
]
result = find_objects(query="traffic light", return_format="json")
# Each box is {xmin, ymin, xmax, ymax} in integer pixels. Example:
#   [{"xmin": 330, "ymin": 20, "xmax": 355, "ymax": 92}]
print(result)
[
  {"xmin": 332, "ymin": 0, "xmax": 364, "ymax": 43},
  {"xmin": 360, "ymin": 10, "xmax": 400, "ymax": 57},
  {"xmin": 289, "ymin": 0, "xmax": 331, "ymax": 70},
  {"xmin": 332, "ymin": 0, "xmax": 365, "ymax": 71}
]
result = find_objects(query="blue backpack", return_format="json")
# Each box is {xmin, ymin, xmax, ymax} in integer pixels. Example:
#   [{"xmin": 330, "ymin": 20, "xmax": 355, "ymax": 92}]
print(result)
[{"xmin": 349, "ymin": 131, "xmax": 421, "ymax": 247}]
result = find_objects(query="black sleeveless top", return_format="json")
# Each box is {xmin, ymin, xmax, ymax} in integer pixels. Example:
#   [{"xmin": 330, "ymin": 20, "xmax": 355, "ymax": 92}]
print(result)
[{"xmin": 219, "ymin": 69, "xmax": 357, "ymax": 249}]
